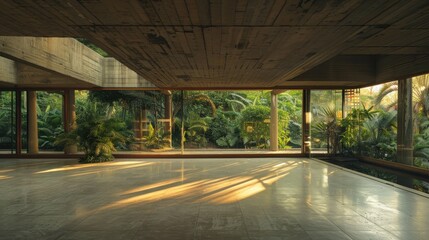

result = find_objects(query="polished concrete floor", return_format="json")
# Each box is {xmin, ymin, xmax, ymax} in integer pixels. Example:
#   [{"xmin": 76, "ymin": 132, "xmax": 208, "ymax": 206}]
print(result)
[{"xmin": 0, "ymin": 158, "xmax": 428, "ymax": 240}]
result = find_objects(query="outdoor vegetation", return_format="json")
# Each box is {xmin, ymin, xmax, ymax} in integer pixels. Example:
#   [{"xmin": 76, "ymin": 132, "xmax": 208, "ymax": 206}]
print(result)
[{"xmin": 0, "ymin": 75, "xmax": 427, "ymax": 168}]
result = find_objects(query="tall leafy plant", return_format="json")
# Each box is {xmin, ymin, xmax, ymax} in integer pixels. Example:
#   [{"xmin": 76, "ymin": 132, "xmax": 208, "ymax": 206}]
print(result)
[{"xmin": 56, "ymin": 102, "xmax": 131, "ymax": 163}]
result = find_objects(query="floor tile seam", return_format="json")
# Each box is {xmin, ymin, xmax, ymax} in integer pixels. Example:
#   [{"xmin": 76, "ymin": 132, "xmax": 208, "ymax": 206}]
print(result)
[
  {"xmin": 326, "ymin": 217, "xmax": 383, "ymax": 235},
  {"xmin": 238, "ymin": 201, "xmax": 252, "ymax": 240},
  {"xmin": 304, "ymin": 230, "xmax": 354, "ymax": 240},
  {"xmin": 343, "ymin": 205, "xmax": 402, "ymax": 237},
  {"xmin": 45, "ymin": 206, "xmax": 105, "ymax": 240},
  {"xmin": 310, "ymin": 158, "xmax": 429, "ymax": 199},
  {"xmin": 192, "ymin": 202, "xmax": 202, "ymax": 239}
]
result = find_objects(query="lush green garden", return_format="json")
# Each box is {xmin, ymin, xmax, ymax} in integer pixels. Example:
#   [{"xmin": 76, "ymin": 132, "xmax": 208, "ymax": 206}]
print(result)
[{"xmin": 0, "ymin": 76, "xmax": 428, "ymax": 168}]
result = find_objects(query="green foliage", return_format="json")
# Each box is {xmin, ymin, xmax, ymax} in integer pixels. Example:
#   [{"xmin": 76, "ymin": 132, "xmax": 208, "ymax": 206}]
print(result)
[
  {"xmin": 239, "ymin": 105, "xmax": 290, "ymax": 149},
  {"xmin": 240, "ymin": 105, "xmax": 271, "ymax": 148},
  {"xmin": 341, "ymin": 105, "xmax": 377, "ymax": 155},
  {"xmin": 208, "ymin": 111, "xmax": 242, "ymax": 148},
  {"xmin": 278, "ymin": 110, "xmax": 291, "ymax": 149},
  {"xmin": 144, "ymin": 123, "xmax": 171, "ymax": 149},
  {"xmin": 55, "ymin": 102, "xmax": 132, "ymax": 163},
  {"xmin": 312, "ymin": 107, "xmax": 341, "ymax": 154},
  {"xmin": 0, "ymin": 92, "xmax": 14, "ymax": 149},
  {"xmin": 185, "ymin": 112, "xmax": 210, "ymax": 147}
]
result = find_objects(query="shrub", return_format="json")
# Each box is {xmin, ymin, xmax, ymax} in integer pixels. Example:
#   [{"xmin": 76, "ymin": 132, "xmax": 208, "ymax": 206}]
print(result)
[{"xmin": 55, "ymin": 102, "xmax": 132, "ymax": 163}]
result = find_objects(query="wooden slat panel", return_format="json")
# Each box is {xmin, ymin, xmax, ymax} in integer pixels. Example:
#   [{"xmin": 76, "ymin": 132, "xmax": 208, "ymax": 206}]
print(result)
[{"xmin": 0, "ymin": 0, "xmax": 428, "ymax": 89}]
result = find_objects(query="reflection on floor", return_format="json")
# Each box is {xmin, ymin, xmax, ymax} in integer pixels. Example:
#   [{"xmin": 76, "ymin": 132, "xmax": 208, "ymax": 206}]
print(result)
[{"xmin": 0, "ymin": 158, "xmax": 428, "ymax": 240}]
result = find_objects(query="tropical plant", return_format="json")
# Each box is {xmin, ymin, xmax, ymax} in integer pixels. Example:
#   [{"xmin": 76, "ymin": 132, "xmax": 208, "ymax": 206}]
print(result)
[
  {"xmin": 312, "ymin": 107, "xmax": 341, "ymax": 154},
  {"xmin": 361, "ymin": 111, "xmax": 397, "ymax": 160},
  {"xmin": 185, "ymin": 112, "xmax": 210, "ymax": 147},
  {"xmin": 143, "ymin": 123, "xmax": 171, "ymax": 149},
  {"xmin": 208, "ymin": 111, "xmax": 242, "ymax": 148},
  {"xmin": 240, "ymin": 105, "xmax": 271, "ymax": 148},
  {"xmin": 55, "ymin": 102, "xmax": 132, "ymax": 163},
  {"xmin": 341, "ymin": 105, "xmax": 377, "ymax": 155},
  {"xmin": 0, "ymin": 92, "xmax": 14, "ymax": 149}
]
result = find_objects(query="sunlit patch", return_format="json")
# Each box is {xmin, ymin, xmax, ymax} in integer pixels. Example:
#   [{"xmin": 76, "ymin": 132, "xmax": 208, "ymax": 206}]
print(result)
[
  {"xmin": 97, "ymin": 160, "xmax": 302, "ymax": 211},
  {"xmin": 0, "ymin": 175, "xmax": 12, "ymax": 180},
  {"xmin": 198, "ymin": 177, "xmax": 265, "ymax": 204},
  {"xmin": 0, "ymin": 169, "xmax": 15, "ymax": 173},
  {"xmin": 68, "ymin": 162, "xmax": 155, "ymax": 177},
  {"xmin": 272, "ymin": 163, "xmax": 286, "ymax": 168},
  {"xmin": 100, "ymin": 180, "xmax": 210, "ymax": 210},
  {"xmin": 121, "ymin": 177, "xmax": 185, "ymax": 195},
  {"xmin": 261, "ymin": 172, "xmax": 290, "ymax": 185},
  {"xmin": 35, "ymin": 163, "xmax": 101, "ymax": 174},
  {"xmin": 196, "ymin": 162, "xmax": 242, "ymax": 174},
  {"xmin": 35, "ymin": 161, "xmax": 153, "ymax": 174},
  {"xmin": 104, "ymin": 161, "xmax": 144, "ymax": 166}
]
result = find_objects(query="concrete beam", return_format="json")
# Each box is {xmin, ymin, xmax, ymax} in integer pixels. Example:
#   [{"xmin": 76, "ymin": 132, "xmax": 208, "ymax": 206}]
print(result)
[
  {"xmin": 0, "ymin": 37, "xmax": 157, "ymax": 89},
  {"xmin": 16, "ymin": 63, "xmax": 96, "ymax": 88},
  {"xmin": 102, "ymin": 58, "xmax": 156, "ymax": 88},
  {"xmin": 0, "ymin": 56, "xmax": 16, "ymax": 85},
  {"xmin": 0, "ymin": 37, "xmax": 103, "ymax": 86}
]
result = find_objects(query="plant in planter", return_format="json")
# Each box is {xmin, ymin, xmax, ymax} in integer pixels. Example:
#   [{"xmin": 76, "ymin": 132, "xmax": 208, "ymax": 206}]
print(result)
[{"xmin": 55, "ymin": 102, "xmax": 131, "ymax": 163}]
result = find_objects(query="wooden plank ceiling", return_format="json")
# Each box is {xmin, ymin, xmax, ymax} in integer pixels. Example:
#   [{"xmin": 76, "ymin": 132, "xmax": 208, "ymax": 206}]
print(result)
[{"xmin": 0, "ymin": 0, "xmax": 429, "ymax": 89}]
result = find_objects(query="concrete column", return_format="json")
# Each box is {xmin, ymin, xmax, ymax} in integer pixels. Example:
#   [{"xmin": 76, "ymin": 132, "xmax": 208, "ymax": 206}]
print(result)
[
  {"xmin": 27, "ymin": 91, "xmax": 38, "ymax": 154},
  {"xmin": 270, "ymin": 91, "xmax": 279, "ymax": 151},
  {"xmin": 15, "ymin": 90, "xmax": 22, "ymax": 155},
  {"xmin": 397, "ymin": 78, "xmax": 413, "ymax": 165},
  {"xmin": 302, "ymin": 90, "xmax": 311, "ymax": 156},
  {"xmin": 164, "ymin": 94, "xmax": 173, "ymax": 148},
  {"xmin": 64, "ymin": 90, "xmax": 77, "ymax": 154}
]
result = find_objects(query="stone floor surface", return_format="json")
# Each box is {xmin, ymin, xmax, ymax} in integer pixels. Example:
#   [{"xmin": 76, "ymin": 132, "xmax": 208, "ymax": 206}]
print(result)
[{"xmin": 0, "ymin": 157, "xmax": 428, "ymax": 240}]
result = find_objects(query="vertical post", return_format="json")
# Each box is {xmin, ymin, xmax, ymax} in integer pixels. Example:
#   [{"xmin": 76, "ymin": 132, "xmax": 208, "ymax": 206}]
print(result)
[
  {"xmin": 9, "ymin": 91, "xmax": 14, "ymax": 154},
  {"xmin": 181, "ymin": 90, "xmax": 185, "ymax": 154},
  {"xmin": 164, "ymin": 93, "xmax": 173, "ymax": 148},
  {"xmin": 397, "ymin": 78, "xmax": 413, "ymax": 165},
  {"xmin": 141, "ymin": 107, "xmax": 148, "ymax": 150},
  {"xmin": 341, "ymin": 89, "xmax": 346, "ymax": 119},
  {"xmin": 270, "ymin": 91, "xmax": 279, "ymax": 151},
  {"xmin": 340, "ymin": 89, "xmax": 346, "ymax": 154},
  {"xmin": 27, "ymin": 91, "xmax": 38, "ymax": 154},
  {"xmin": 302, "ymin": 89, "xmax": 311, "ymax": 156},
  {"xmin": 15, "ymin": 90, "xmax": 21, "ymax": 155},
  {"xmin": 64, "ymin": 90, "xmax": 77, "ymax": 154}
]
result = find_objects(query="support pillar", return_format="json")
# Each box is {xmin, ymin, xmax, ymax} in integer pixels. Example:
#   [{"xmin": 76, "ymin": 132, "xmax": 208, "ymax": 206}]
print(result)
[
  {"xmin": 181, "ymin": 90, "xmax": 185, "ymax": 154},
  {"xmin": 397, "ymin": 78, "xmax": 413, "ymax": 165},
  {"xmin": 164, "ymin": 93, "xmax": 173, "ymax": 148},
  {"xmin": 15, "ymin": 90, "xmax": 22, "ymax": 155},
  {"xmin": 64, "ymin": 90, "xmax": 77, "ymax": 154},
  {"xmin": 270, "ymin": 91, "xmax": 279, "ymax": 151},
  {"xmin": 27, "ymin": 91, "xmax": 38, "ymax": 154},
  {"xmin": 302, "ymin": 90, "xmax": 311, "ymax": 156}
]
